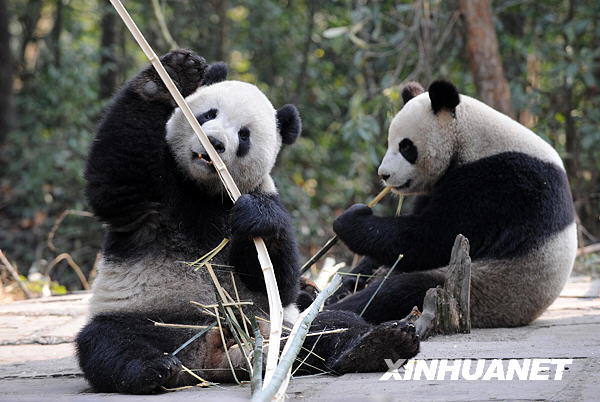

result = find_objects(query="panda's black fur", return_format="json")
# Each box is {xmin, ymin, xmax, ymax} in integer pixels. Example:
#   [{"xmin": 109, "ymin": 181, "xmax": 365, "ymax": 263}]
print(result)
[
  {"xmin": 76, "ymin": 50, "xmax": 419, "ymax": 394},
  {"xmin": 327, "ymin": 80, "xmax": 577, "ymax": 328},
  {"xmin": 332, "ymin": 153, "xmax": 573, "ymax": 268}
]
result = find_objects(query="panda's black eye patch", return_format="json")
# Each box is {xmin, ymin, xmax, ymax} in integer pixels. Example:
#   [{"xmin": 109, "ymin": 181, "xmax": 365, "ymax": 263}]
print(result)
[
  {"xmin": 399, "ymin": 138, "xmax": 418, "ymax": 164},
  {"xmin": 238, "ymin": 127, "xmax": 250, "ymax": 141},
  {"xmin": 237, "ymin": 127, "xmax": 251, "ymax": 157},
  {"xmin": 196, "ymin": 108, "xmax": 218, "ymax": 125}
]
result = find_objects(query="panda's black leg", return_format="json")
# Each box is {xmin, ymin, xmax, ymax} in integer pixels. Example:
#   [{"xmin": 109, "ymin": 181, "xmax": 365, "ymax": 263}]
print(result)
[
  {"xmin": 76, "ymin": 314, "xmax": 192, "ymax": 394},
  {"xmin": 294, "ymin": 310, "xmax": 419, "ymax": 375},
  {"xmin": 326, "ymin": 271, "xmax": 445, "ymax": 324}
]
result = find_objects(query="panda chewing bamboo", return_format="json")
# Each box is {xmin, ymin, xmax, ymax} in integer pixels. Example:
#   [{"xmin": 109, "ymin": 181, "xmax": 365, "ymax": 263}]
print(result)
[
  {"xmin": 76, "ymin": 50, "xmax": 419, "ymax": 394},
  {"xmin": 327, "ymin": 80, "xmax": 576, "ymax": 329}
]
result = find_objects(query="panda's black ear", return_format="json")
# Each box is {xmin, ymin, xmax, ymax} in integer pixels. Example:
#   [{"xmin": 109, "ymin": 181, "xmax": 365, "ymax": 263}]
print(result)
[
  {"xmin": 401, "ymin": 81, "xmax": 425, "ymax": 105},
  {"xmin": 276, "ymin": 104, "xmax": 301, "ymax": 145},
  {"xmin": 201, "ymin": 62, "xmax": 228, "ymax": 86},
  {"xmin": 428, "ymin": 80, "xmax": 460, "ymax": 114}
]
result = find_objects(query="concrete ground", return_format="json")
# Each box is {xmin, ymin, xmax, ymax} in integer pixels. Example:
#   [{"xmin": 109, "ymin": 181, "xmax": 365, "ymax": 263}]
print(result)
[{"xmin": 0, "ymin": 276, "xmax": 599, "ymax": 401}]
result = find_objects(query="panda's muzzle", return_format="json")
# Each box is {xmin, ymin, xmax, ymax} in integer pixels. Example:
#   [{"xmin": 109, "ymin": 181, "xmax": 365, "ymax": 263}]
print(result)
[
  {"xmin": 191, "ymin": 136, "xmax": 225, "ymax": 168},
  {"xmin": 395, "ymin": 179, "xmax": 412, "ymax": 190},
  {"xmin": 191, "ymin": 151, "xmax": 213, "ymax": 165}
]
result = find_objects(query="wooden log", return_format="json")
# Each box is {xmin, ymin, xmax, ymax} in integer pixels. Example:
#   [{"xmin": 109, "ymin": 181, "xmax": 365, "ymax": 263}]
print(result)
[{"xmin": 416, "ymin": 234, "xmax": 471, "ymax": 339}]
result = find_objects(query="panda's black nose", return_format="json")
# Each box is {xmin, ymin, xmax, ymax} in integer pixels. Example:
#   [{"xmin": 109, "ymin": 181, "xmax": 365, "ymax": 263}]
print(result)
[
  {"xmin": 208, "ymin": 136, "xmax": 226, "ymax": 153},
  {"xmin": 380, "ymin": 174, "xmax": 390, "ymax": 181}
]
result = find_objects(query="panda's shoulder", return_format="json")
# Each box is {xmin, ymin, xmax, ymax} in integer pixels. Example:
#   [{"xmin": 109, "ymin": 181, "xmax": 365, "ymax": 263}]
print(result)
[{"xmin": 439, "ymin": 152, "xmax": 564, "ymax": 189}]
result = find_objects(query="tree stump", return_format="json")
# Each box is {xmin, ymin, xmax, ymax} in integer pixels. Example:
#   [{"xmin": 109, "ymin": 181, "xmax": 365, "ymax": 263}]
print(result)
[{"xmin": 416, "ymin": 234, "xmax": 471, "ymax": 339}]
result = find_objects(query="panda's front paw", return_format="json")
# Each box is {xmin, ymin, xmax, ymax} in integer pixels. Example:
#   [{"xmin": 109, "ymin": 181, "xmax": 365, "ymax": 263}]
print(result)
[
  {"xmin": 333, "ymin": 204, "xmax": 373, "ymax": 251},
  {"xmin": 133, "ymin": 49, "xmax": 207, "ymax": 103},
  {"xmin": 119, "ymin": 354, "xmax": 182, "ymax": 394},
  {"xmin": 230, "ymin": 194, "xmax": 287, "ymax": 238}
]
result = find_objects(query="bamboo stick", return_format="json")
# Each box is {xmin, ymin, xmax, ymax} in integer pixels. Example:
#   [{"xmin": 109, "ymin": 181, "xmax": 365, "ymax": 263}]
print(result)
[
  {"xmin": 252, "ymin": 275, "xmax": 343, "ymax": 402},
  {"xmin": 360, "ymin": 253, "xmax": 403, "ymax": 317},
  {"xmin": 300, "ymin": 186, "xmax": 392, "ymax": 273},
  {"xmin": 109, "ymin": 0, "xmax": 283, "ymax": 386},
  {"xmin": 214, "ymin": 306, "xmax": 241, "ymax": 384},
  {"xmin": 171, "ymin": 322, "xmax": 217, "ymax": 356},
  {"xmin": 250, "ymin": 315, "xmax": 264, "ymax": 394}
]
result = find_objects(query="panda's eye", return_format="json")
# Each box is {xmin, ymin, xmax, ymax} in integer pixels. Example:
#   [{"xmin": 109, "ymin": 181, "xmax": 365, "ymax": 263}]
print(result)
[
  {"xmin": 238, "ymin": 127, "xmax": 250, "ymax": 141},
  {"xmin": 197, "ymin": 108, "xmax": 218, "ymax": 125},
  {"xmin": 399, "ymin": 138, "xmax": 418, "ymax": 164},
  {"xmin": 237, "ymin": 127, "xmax": 251, "ymax": 157},
  {"xmin": 205, "ymin": 109, "xmax": 217, "ymax": 120}
]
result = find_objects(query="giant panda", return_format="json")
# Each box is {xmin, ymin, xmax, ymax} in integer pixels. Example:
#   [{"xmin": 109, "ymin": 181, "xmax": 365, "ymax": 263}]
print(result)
[
  {"xmin": 327, "ymin": 80, "xmax": 577, "ymax": 329},
  {"xmin": 76, "ymin": 49, "xmax": 419, "ymax": 394}
]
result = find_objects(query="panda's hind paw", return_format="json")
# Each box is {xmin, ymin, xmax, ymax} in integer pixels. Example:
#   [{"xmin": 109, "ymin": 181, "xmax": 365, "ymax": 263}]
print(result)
[
  {"xmin": 119, "ymin": 354, "xmax": 182, "ymax": 394},
  {"xmin": 330, "ymin": 321, "xmax": 419, "ymax": 374}
]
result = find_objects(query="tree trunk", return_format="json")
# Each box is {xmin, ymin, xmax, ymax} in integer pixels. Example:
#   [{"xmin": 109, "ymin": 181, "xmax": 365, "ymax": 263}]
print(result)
[
  {"xmin": 99, "ymin": 2, "xmax": 118, "ymax": 100},
  {"xmin": 213, "ymin": 0, "xmax": 228, "ymax": 61},
  {"xmin": 17, "ymin": 0, "xmax": 42, "ymax": 70},
  {"xmin": 49, "ymin": 0, "xmax": 63, "ymax": 67},
  {"xmin": 0, "ymin": 0, "xmax": 12, "ymax": 151},
  {"xmin": 564, "ymin": 85, "xmax": 578, "ymax": 185},
  {"xmin": 292, "ymin": 0, "xmax": 316, "ymax": 104},
  {"xmin": 561, "ymin": 0, "xmax": 580, "ymax": 219},
  {"xmin": 458, "ymin": 0, "xmax": 514, "ymax": 117}
]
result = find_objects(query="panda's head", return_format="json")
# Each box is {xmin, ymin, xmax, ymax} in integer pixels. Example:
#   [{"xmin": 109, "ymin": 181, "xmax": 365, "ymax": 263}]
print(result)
[
  {"xmin": 166, "ymin": 64, "xmax": 301, "ymax": 194},
  {"xmin": 378, "ymin": 80, "xmax": 460, "ymax": 195}
]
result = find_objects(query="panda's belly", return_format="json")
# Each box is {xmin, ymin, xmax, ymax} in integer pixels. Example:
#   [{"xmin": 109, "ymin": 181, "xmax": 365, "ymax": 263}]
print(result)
[
  {"xmin": 468, "ymin": 222, "xmax": 577, "ymax": 327},
  {"xmin": 90, "ymin": 251, "xmax": 269, "ymax": 319}
]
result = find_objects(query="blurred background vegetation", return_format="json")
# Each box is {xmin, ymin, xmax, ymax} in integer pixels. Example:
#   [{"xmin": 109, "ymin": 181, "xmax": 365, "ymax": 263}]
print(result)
[{"xmin": 0, "ymin": 0, "xmax": 598, "ymax": 298}]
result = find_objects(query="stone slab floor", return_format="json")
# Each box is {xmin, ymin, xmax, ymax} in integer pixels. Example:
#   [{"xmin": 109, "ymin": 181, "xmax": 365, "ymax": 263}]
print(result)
[{"xmin": 0, "ymin": 276, "xmax": 599, "ymax": 401}]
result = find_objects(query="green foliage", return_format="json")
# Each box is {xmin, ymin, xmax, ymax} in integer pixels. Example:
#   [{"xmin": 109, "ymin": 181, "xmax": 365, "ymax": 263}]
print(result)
[
  {"xmin": 18, "ymin": 274, "xmax": 67, "ymax": 296},
  {"xmin": 1, "ymin": 5, "xmax": 105, "ymax": 287},
  {"xmin": 1, "ymin": 0, "xmax": 598, "ymax": 289}
]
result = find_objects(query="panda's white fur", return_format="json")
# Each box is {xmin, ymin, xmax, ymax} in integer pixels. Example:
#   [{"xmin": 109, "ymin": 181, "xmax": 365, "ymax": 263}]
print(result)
[
  {"xmin": 419, "ymin": 222, "xmax": 576, "ymax": 327},
  {"xmin": 166, "ymin": 80, "xmax": 280, "ymax": 195},
  {"xmin": 468, "ymin": 222, "xmax": 576, "ymax": 326},
  {"xmin": 91, "ymin": 253, "xmax": 299, "ymax": 323}
]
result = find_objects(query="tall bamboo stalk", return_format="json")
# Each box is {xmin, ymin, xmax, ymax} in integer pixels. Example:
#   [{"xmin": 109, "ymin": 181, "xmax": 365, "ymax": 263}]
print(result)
[{"xmin": 108, "ymin": 0, "xmax": 283, "ymax": 387}]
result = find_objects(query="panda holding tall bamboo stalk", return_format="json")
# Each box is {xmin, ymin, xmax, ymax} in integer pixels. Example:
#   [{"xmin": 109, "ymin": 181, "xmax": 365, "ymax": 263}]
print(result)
[
  {"xmin": 76, "ymin": 50, "xmax": 420, "ymax": 394},
  {"xmin": 328, "ymin": 80, "xmax": 577, "ymax": 329}
]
